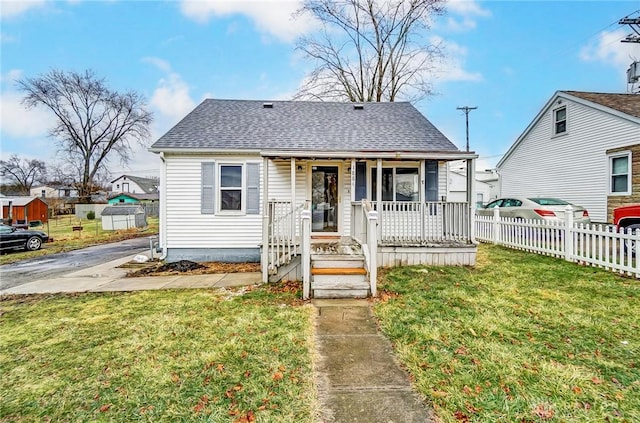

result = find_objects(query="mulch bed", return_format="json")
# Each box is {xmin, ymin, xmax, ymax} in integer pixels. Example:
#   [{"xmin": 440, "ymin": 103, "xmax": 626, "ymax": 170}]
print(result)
[{"xmin": 126, "ymin": 260, "xmax": 261, "ymax": 277}]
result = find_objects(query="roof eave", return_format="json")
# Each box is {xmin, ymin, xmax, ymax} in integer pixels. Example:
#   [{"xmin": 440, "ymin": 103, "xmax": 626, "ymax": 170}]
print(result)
[{"xmin": 149, "ymin": 147, "xmax": 477, "ymax": 160}]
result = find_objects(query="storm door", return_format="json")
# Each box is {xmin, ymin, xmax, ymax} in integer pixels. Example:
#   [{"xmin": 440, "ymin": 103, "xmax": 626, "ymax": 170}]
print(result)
[{"xmin": 311, "ymin": 165, "xmax": 339, "ymax": 233}]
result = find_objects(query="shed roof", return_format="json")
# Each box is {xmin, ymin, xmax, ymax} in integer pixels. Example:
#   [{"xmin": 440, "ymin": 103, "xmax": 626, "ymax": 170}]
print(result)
[
  {"xmin": 150, "ymin": 99, "xmax": 468, "ymax": 155},
  {"xmin": 0, "ymin": 196, "xmax": 46, "ymax": 206},
  {"xmin": 101, "ymin": 205, "xmax": 145, "ymax": 216}
]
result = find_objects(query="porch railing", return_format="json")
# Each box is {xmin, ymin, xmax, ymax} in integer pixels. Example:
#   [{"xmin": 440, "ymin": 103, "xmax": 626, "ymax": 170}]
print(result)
[
  {"xmin": 373, "ymin": 201, "xmax": 470, "ymax": 244},
  {"xmin": 351, "ymin": 200, "xmax": 378, "ymax": 296},
  {"xmin": 267, "ymin": 201, "xmax": 305, "ymax": 274}
]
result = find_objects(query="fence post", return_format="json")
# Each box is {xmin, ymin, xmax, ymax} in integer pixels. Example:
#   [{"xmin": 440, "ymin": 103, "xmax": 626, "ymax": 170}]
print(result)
[
  {"xmin": 564, "ymin": 205, "xmax": 574, "ymax": 262},
  {"xmin": 492, "ymin": 207, "xmax": 500, "ymax": 244},
  {"xmin": 367, "ymin": 210, "xmax": 378, "ymax": 297},
  {"xmin": 301, "ymin": 209, "xmax": 311, "ymax": 300}
]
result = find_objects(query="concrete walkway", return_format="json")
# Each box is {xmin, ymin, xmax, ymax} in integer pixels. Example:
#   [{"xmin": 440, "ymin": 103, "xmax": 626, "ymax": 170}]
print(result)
[
  {"xmin": 0, "ymin": 253, "xmax": 261, "ymax": 295},
  {"xmin": 313, "ymin": 299, "xmax": 437, "ymax": 423}
]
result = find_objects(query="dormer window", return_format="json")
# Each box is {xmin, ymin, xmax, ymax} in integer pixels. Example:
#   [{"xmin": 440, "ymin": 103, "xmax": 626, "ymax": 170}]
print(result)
[{"xmin": 554, "ymin": 106, "xmax": 567, "ymax": 135}]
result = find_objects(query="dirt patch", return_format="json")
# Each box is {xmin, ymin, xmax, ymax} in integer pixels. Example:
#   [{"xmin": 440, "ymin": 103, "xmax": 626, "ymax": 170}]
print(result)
[{"xmin": 125, "ymin": 260, "xmax": 261, "ymax": 277}]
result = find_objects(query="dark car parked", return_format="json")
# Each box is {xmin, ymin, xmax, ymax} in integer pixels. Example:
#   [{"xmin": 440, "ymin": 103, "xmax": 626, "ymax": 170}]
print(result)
[{"xmin": 0, "ymin": 224, "xmax": 51, "ymax": 252}]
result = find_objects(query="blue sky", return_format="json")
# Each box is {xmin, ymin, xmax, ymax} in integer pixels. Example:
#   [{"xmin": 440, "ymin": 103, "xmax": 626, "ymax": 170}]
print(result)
[{"xmin": 1, "ymin": 0, "xmax": 639, "ymax": 179}]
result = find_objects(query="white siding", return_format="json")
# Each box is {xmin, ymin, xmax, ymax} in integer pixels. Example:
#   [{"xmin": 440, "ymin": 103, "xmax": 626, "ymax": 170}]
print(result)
[
  {"xmin": 499, "ymin": 99, "xmax": 640, "ymax": 223},
  {"xmin": 164, "ymin": 155, "xmax": 263, "ymax": 249}
]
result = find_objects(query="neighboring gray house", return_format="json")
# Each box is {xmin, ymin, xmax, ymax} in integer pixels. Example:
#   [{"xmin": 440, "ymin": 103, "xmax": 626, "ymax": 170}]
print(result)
[
  {"xmin": 111, "ymin": 175, "xmax": 159, "ymax": 195},
  {"xmin": 150, "ymin": 99, "xmax": 478, "ymax": 298},
  {"xmin": 498, "ymin": 91, "xmax": 640, "ymax": 223}
]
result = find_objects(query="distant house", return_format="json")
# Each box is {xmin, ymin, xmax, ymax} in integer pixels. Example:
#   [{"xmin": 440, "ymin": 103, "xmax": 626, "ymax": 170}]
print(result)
[
  {"xmin": 150, "ymin": 99, "xmax": 478, "ymax": 299},
  {"xmin": 30, "ymin": 185, "xmax": 79, "ymax": 199},
  {"xmin": 0, "ymin": 196, "xmax": 49, "ymax": 225},
  {"xmin": 30, "ymin": 184, "xmax": 79, "ymax": 215},
  {"xmin": 107, "ymin": 192, "xmax": 159, "ymax": 205},
  {"xmin": 446, "ymin": 161, "xmax": 499, "ymax": 207},
  {"xmin": 111, "ymin": 175, "xmax": 159, "ymax": 194},
  {"xmin": 497, "ymin": 91, "xmax": 640, "ymax": 223}
]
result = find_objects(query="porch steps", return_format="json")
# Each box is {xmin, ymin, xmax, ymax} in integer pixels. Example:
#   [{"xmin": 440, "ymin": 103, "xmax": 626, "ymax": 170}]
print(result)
[{"xmin": 311, "ymin": 254, "xmax": 370, "ymax": 299}]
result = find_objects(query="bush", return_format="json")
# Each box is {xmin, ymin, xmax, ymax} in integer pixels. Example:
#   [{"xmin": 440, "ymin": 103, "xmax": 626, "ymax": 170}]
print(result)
[{"xmin": 86, "ymin": 211, "xmax": 95, "ymax": 220}]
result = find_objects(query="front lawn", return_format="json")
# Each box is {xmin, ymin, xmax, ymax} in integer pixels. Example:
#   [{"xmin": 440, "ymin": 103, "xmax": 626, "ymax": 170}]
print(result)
[
  {"xmin": 0, "ymin": 285, "xmax": 316, "ymax": 422},
  {"xmin": 374, "ymin": 244, "xmax": 639, "ymax": 422}
]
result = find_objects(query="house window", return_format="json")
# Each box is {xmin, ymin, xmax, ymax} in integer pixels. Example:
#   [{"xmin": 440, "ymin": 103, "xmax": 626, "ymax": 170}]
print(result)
[
  {"xmin": 371, "ymin": 167, "xmax": 419, "ymax": 201},
  {"xmin": 219, "ymin": 164, "xmax": 243, "ymax": 211},
  {"xmin": 554, "ymin": 106, "xmax": 567, "ymax": 135},
  {"xmin": 610, "ymin": 152, "xmax": 631, "ymax": 195},
  {"xmin": 41, "ymin": 190, "xmax": 46, "ymax": 198}
]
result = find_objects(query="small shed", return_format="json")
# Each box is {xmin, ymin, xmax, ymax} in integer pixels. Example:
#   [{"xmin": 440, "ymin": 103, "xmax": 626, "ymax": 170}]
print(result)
[
  {"xmin": 101, "ymin": 204, "xmax": 147, "ymax": 230},
  {"xmin": 1, "ymin": 196, "xmax": 49, "ymax": 225}
]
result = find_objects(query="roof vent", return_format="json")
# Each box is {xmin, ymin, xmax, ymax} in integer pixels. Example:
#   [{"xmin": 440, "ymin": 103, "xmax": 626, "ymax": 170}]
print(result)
[
  {"xmin": 263, "ymin": 102, "xmax": 273, "ymax": 109},
  {"xmin": 353, "ymin": 103, "xmax": 364, "ymax": 110}
]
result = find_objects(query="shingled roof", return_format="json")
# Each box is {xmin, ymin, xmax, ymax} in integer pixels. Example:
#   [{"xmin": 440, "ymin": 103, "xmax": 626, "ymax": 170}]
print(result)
[
  {"xmin": 150, "ymin": 99, "xmax": 464, "ymax": 154},
  {"xmin": 564, "ymin": 91, "xmax": 640, "ymax": 119}
]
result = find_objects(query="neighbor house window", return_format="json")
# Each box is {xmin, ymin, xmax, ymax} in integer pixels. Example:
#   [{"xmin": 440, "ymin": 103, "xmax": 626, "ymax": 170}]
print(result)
[
  {"xmin": 371, "ymin": 167, "xmax": 419, "ymax": 201},
  {"xmin": 220, "ymin": 164, "xmax": 243, "ymax": 211},
  {"xmin": 610, "ymin": 152, "xmax": 631, "ymax": 194},
  {"xmin": 554, "ymin": 106, "xmax": 567, "ymax": 135}
]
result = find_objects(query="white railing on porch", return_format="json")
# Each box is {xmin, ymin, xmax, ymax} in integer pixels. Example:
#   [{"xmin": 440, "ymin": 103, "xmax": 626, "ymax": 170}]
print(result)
[
  {"xmin": 266, "ymin": 201, "xmax": 305, "ymax": 274},
  {"xmin": 476, "ymin": 206, "xmax": 640, "ymax": 278},
  {"xmin": 350, "ymin": 200, "xmax": 378, "ymax": 297},
  {"xmin": 371, "ymin": 201, "xmax": 470, "ymax": 244}
]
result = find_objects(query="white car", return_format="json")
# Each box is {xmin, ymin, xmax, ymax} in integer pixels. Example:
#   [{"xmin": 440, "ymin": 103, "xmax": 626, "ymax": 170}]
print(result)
[{"xmin": 477, "ymin": 197, "xmax": 591, "ymax": 224}]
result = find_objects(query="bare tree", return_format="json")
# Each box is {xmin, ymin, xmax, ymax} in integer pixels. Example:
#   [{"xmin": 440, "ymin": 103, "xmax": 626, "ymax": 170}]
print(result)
[
  {"xmin": 18, "ymin": 69, "xmax": 152, "ymax": 202},
  {"xmin": 0, "ymin": 154, "xmax": 47, "ymax": 194},
  {"xmin": 295, "ymin": 0, "xmax": 446, "ymax": 102}
]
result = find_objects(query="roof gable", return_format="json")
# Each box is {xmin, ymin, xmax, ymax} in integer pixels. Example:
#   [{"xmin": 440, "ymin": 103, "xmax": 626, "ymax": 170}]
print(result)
[
  {"xmin": 497, "ymin": 91, "xmax": 640, "ymax": 168},
  {"xmin": 150, "ymin": 99, "xmax": 463, "ymax": 154}
]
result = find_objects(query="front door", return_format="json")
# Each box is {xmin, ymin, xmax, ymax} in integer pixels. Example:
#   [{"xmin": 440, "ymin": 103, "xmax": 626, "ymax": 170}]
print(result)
[{"xmin": 311, "ymin": 165, "xmax": 339, "ymax": 233}]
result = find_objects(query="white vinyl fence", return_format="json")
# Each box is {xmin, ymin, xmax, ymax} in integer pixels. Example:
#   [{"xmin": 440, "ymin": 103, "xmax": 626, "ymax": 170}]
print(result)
[{"xmin": 476, "ymin": 207, "xmax": 640, "ymax": 278}]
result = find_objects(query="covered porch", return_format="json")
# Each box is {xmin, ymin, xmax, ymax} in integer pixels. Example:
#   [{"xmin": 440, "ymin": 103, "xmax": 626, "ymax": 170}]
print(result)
[{"xmin": 260, "ymin": 153, "xmax": 477, "ymax": 299}]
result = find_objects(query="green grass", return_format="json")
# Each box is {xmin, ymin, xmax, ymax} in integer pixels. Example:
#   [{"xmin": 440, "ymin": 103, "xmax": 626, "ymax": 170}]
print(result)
[
  {"xmin": 374, "ymin": 244, "xmax": 639, "ymax": 423},
  {"xmin": 0, "ymin": 285, "xmax": 316, "ymax": 422},
  {"xmin": 0, "ymin": 216, "xmax": 159, "ymax": 265}
]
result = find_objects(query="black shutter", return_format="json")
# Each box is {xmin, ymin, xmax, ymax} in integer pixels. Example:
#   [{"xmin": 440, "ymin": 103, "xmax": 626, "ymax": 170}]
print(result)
[
  {"xmin": 354, "ymin": 162, "xmax": 367, "ymax": 201},
  {"xmin": 425, "ymin": 160, "xmax": 438, "ymax": 202}
]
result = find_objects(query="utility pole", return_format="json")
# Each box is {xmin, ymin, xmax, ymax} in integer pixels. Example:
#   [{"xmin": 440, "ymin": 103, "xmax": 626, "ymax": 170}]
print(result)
[
  {"xmin": 457, "ymin": 106, "xmax": 477, "ymax": 152},
  {"xmin": 619, "ymin": 14, "xmax": 640, "ymax": 43}
]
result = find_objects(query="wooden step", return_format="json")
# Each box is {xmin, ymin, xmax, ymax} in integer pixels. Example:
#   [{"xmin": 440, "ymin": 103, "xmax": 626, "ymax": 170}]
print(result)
[
  {"xmin": 312, "ymin": 277, "xmax": 369, "ymax": 290},
  {"xmin": 313, "ymin": 289, "xmax": 369, "ymax": 299},
  {"xmin": 311, "ymin": 267, "xmax": 367, "ymax": 276},
  {"xmin": 312, "ymin": 258, "xmax": 365, "ymax": 269}
]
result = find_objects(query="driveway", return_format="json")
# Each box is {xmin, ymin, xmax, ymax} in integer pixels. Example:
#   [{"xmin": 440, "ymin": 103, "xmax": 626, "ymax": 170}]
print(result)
[{"xmin": 0, "ymin": 237, "xmax": 153, "ymax": 291}]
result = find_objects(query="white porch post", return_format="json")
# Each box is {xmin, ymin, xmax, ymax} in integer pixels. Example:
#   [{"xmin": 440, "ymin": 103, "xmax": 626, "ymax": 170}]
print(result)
[
  {"xmin": 376, "ymin": 158, "xmax": 382, "ymax": 240},
  {"xmin": 419, "ymin": 159, "xmax": 425, "ymax": 241},
  {"xmin": 261, "ymin": 157, "xmax": 270, "ymax": 283},
  {"xmin": 301, "ymin": 209, "xmax": 312, "ymax": 299},
  {"xmin": 466, "ymin": 158, "xmax": 476, "ymax": 243},
  {"xmin": 291, "ymin": 158, "xmax": 296, "ymax": 243},
  {"xmin": 367, "ymin": 210, "xmax": 378, "ymax": 297}
]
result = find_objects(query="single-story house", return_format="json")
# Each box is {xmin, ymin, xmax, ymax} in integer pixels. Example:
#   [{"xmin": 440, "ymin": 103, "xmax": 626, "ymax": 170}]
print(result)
[
  {"xmin": 108, "ymin": 192, "xmax": 159, "ymax": 205},
  {"xmin": 0, "ymin": 196, "xmax": 49, "ymax": 225},
  {"xmin": 111, "ymin": 175, "xmax": 159, "ymax": 194},
  {"xmin": 497, "ymin": 91, "xmax": 640, "ymax": 223},
  {"xmin": 150, "ymin": 99, "xmax": 478, "ymax": 298}
]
